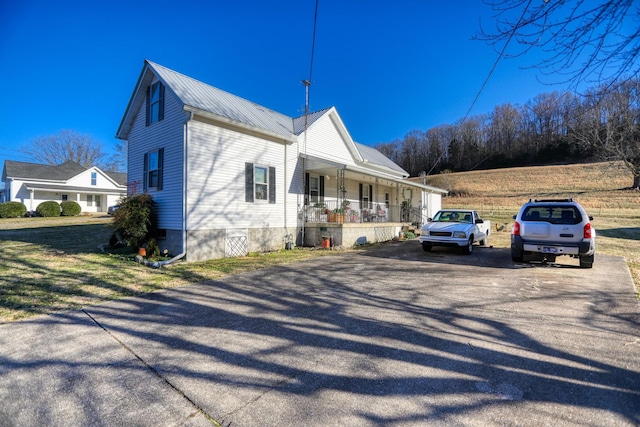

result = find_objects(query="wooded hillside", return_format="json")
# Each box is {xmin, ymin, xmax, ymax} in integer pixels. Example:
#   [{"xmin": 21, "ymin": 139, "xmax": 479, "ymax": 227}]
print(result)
[{"xmin": 376, "ymin": 79, "xmax": 640, "ymax": 188}]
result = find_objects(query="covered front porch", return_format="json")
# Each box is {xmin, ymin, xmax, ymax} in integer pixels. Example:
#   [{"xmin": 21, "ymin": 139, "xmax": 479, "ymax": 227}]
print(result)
[{"xmin": 299, "ymin": 154, "xmax": 444, "ymax": 247}]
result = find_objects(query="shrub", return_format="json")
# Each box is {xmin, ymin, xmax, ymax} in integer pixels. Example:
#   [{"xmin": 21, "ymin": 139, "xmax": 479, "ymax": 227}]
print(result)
[
  {"xmin": 0, "ymin": 201, "xmax": 27, "ymax": 218},
  {"xmin": 111, "ymin": 193, "xmax": 156, "ymax": 248},
  {"xmin": 60, "ymin": 200, "xmax": 81, "ymax": 216},
  {"xmin": 36, "ymin": 201, "xmax": 61, "ymax": 217}
]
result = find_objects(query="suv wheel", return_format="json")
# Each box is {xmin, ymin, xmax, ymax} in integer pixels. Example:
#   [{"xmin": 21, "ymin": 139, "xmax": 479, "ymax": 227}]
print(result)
[
  {"xmin": 422, "ymin": 243, "xmax": 432, "ymax": 252},
  {"xmin": 511, "ymin": 247, "xmax": 523, "ymax": 263}
]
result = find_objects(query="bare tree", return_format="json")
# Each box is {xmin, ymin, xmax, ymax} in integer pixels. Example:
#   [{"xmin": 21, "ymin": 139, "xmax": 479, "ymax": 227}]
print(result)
[
  {"xmin": 572, "ymin": 80, "xmax": 640, "ymax": 188},
  {"xmin": 100, "ymin": 139, "xmax": 128, "ymax": 172},
  {"xmin": 478, "ymin": 0, "xmax": 640, "ymax": 88},
  {"xmin": 489, "ymin": 103, "xmax": 521, "ymax": 155},
  {"xmin": 21, "ymin": 129, "xmax": 106, "ymax": 168}
]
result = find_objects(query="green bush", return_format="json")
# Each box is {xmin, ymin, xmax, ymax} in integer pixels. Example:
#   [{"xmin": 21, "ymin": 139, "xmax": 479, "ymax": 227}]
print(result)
[
  {"xmin": 111, "ymin": 193, "xmax": 156, "ymax": 248},
  {"xmin": 60, "ymin": 200, "xmax": 82, "ymax": 216},
  {"xmin": 0, "ymin": 201, "xmax": 27, "ymax": 218},
  {"xmin": 36, "ymin": 201, "xmax": 61, "ymax": 217}
]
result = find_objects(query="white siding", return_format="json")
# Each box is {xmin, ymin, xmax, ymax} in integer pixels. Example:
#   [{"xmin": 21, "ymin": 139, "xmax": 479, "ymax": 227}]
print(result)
[
  {"xmin": 127, "ymin": 81, "xmax": 186, "ymax": 230},
  {"xmin": 186, "ymin": 120, "xmax": 288, "ymax": 230},
  {"xmin": 67, "ymin": 168, "xmax": 120, "ymax": 191},
  {"xmin": 302, "ymin": 113, "xmax": 358, "ymax": 167},
  {"xmin": 425, "ymin": 192, "xmax": 442, "ymax": 219}
]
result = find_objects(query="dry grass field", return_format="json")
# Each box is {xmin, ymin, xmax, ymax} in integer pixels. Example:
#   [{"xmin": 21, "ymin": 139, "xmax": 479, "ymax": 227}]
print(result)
[{"xmin": 427, "ymin": 161, "xmax": 640, "ymax": 294}]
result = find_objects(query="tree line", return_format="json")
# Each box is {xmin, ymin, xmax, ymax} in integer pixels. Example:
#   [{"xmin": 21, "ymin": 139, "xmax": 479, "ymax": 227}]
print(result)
[{"xmin": 374, "ymin": 78, "xmax": 640, "ymax": 188}]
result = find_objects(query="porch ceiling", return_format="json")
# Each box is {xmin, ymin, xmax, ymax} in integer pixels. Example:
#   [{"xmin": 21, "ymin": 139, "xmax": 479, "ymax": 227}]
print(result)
[{"xmin": 301, "ymin": 153, "xmax": 437, "ymax": 191}]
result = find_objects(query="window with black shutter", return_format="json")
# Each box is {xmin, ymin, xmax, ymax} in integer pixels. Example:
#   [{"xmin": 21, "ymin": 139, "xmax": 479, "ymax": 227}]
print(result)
[
  {"xmin": 146, "ymin": 81, "xmax": 165, "ymax": 126},
  {"xmin": 246, "ymin": 163, "xmax": 276, "ymax": 203},
  {"xmin": 143, "ymin": 148, "xmax": 164, "ymax": 191}
]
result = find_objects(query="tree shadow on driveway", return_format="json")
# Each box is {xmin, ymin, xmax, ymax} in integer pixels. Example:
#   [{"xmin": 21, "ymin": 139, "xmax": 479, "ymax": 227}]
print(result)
[{"xmin": 2, "ymin": 244, "xmax": 639, "ymax": 426}]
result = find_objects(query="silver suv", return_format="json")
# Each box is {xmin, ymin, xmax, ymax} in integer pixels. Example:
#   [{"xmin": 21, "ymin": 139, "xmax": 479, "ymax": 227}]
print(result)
[{"xmin": 511, "ymin": 199, "xmax": 596, "ymax": 268}]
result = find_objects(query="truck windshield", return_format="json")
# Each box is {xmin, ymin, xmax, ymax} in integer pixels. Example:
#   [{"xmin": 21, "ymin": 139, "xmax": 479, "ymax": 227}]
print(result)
[{"xmin": 433, "ymin": 211, "xmax": 473, "ymax": 223}]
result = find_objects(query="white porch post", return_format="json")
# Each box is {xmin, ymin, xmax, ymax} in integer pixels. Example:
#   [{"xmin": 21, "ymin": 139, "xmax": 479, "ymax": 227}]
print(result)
[{"xmin": 29, "ymin": 189, "xmax": 34, "ymax": 213}]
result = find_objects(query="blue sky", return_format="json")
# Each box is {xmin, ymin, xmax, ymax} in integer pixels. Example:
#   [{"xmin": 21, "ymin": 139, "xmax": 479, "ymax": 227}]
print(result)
[{"xmin": 1, "ymin": 0, "xmax": 561, "ymax": 169}]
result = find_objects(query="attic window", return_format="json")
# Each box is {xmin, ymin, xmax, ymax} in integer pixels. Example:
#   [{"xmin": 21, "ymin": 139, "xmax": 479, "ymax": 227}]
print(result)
[
  {"xmin": 91, "ymin": 171, "xmax": 97, "ymax": 186},
  {"xmin": 146, "ymin": 81, "xmax": 165, "ymax": 126}
]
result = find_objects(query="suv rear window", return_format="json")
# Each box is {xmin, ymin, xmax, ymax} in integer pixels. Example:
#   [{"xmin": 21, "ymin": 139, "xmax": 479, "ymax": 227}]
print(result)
[{"xmin": 522, "ymin": 205, "xmax": 582, "ymax": 225}]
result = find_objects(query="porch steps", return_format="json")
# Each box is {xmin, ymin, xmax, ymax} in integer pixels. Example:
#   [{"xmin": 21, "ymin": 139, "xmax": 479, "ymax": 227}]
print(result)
[{"xmin": 402, "ymin": 225, "xmax": 420, "ymax": 236}]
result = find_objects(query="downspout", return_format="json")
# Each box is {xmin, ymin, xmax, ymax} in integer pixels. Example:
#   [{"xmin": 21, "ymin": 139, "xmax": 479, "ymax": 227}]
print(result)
[
  {"xmin": 182, "ymin": 111, "xmax": 193, "ymax": 258},
  {"xmin": 284, "ymin": 143, "xmax": 288, "ymax": 237}
]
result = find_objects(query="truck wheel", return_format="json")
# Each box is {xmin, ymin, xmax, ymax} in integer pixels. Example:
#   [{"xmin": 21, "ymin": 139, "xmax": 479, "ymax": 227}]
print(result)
[
  {"xmin": 461, "ymin": 237, "xmax": 473, "ymax": 255},
  {"xmin": 479, "ymin": 235, "xmax": 488, "ymax": 246},
  {"xmin": 422, "ymin": 243, "xmax": 432, "ymax": 252},
  {"xmin": 579, "ymin": 254, "xmax": 594, "ymax": 269}
]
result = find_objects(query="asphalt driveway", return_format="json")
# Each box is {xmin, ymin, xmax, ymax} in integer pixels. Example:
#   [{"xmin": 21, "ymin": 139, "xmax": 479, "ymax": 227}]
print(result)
[{"xmin": 1, "ymin": 242, "xmax": 638, "ymax": 426}]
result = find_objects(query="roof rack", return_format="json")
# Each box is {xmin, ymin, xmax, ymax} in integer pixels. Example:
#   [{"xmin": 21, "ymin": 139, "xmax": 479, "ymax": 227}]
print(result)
[{"xmin": 529, "ymin": 198, "xmax": 574, "ymax": 203}]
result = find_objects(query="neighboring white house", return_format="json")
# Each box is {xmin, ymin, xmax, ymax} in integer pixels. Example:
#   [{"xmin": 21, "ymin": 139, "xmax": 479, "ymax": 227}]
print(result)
[
  {"xmin": 1, "ymin": 160, "xmax": 127, "ymax": 213},
  {"xmin": 116, "ymin": 60, "xmax": 446, "ymax": 261}
]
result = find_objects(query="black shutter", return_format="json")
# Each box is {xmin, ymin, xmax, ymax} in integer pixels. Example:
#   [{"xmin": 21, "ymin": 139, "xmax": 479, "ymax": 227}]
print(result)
[
  {"xmin": 304, "ymin": 173, "xmax": 310, "ymax": 205},
  {"xmin": 269, "ymin": 167, "xmax": 276, "ymax": 204},
  {"xmin": 158, "ymin": 83, "xmax": 165, "ymax": 122},
  {"xmin": 156, "ymin": 148, "xmax": 164, "ymax": 191},
  {"xmin": 145, "ymin": 86, "xmax": 151, "ymax": 127},
  {"xmin": 319, "ymin": 176, "xmax": 325, "ymax": 202},
  {"xmin": 245, "ymin": 163, "xmax": 254, "ymax": 202},
  {"xmin": 143, "ymin": 152, "xmax": 148, "ymax": 191},
  {"xmin": 369, "ymin": 184, "xmax": 373, "ymax": 209},
  {"xmin": 359, "ymin": 183, "xmax": 363, "ymax": 208}
]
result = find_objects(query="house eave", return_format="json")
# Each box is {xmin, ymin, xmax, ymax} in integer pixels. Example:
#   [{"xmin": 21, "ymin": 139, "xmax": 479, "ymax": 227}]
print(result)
[
  {"xmin": 23, "ymin": 183, "xmax": 127, "ymax": 194},
  {"xmin": 186, "ymin": 107, "xmax": 296, "ymax": 144}
]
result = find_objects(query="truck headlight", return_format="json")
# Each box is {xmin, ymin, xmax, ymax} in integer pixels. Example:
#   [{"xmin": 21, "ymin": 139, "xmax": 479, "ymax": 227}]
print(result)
[{"xmin": 453, "ymin": 231, "xmax": 467, "ymax": 238}]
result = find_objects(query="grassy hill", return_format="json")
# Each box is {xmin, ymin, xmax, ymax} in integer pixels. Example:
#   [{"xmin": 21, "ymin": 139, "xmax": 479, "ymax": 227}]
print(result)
[
  {"xmin": 426, "ymin": 161, "xmax": 639, "ymax": 293},
  {"xmin": 426, "ymin": 161, "xmax": 637, "ymax": 215}
]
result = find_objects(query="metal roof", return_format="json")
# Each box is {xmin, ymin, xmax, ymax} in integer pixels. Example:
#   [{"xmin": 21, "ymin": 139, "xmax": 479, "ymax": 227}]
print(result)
[
  {"xmin": 355, "ymin": 142, "xmax": 408, "ymax": 175},
  {"xmin": 148, "ymin": 61, "xmax": 295, "ymax": 140},
  {"xmin": 118, "ymin": 61, "xmax": 413, "ymax": 181},
  {"xmin": 292, "ymin": 108, "xmax": 331, "ymax": 135}
]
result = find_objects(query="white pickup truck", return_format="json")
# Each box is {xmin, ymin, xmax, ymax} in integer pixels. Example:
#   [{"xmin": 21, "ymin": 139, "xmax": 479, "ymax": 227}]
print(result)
[{"xmin": 419, "ymin": 209, "xmax": 491, "ymax": 255}]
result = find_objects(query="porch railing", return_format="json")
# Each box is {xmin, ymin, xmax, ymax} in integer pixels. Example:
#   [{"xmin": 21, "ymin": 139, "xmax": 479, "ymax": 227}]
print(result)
[{"xmin": 303, "ymin": 201, "xmax": 419, "ymax": 224}]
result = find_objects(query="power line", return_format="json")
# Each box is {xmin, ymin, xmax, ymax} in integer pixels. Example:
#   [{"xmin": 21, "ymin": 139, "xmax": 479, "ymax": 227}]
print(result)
[
  {"xmin": 426, "ymin": 0, "xmax": 534, "ymax": 175},
  {"xmin": 461, "ymin": 0, "xmax": 534, "ymax": 125}
]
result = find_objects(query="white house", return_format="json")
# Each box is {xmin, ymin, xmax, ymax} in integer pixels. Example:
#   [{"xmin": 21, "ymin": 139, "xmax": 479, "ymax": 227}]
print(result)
[
  {"xmin": 1, "ymin": 160, "xmax": 127, "ymax": 213},
  {"xmin": 116, "ymin": 60, "xmax": 446, "ymax": 261}
]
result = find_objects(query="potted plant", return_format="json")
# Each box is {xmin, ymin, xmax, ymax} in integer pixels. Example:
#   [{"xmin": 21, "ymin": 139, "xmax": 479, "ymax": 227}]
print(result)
[{"xmin": 332, "ymin": 206, "xmax": 346, "ymax": 223}]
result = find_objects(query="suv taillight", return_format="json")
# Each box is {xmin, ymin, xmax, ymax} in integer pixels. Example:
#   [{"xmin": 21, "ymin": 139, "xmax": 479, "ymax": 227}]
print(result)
[
  {"xmin": 584, "ymin": 222, "xmax": 592, "ymax": 238},
  {"xmin": 513, "ymin": 221, "xmax": 520, "ymax": 236}
]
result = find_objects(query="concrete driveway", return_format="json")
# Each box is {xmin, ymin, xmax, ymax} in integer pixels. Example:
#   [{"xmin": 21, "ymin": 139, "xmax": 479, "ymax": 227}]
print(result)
[{"xmin": 1, "ymin": 242, "xmax": 638, "ymax": 426}]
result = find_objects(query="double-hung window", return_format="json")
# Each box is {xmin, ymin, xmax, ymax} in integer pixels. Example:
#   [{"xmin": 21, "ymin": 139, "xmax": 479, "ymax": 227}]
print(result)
[
  {"xmin": 146, "ymin": 81, "xmax": 165, "ymax": 126},
  {"xmin": 254, "ymin": 166, "xmax": 268, "ymax": 201},
  {"xmin": 359, "ymin": 183, "xmax": 373, "ymax": 209},
  {"xmin": 308, "ymin": 176, "xmax": 320, "ymax": 204},
  {"xmin": 91, "ymin": 171, "xmax": 97, "ymax": 186},
  {"xmin": 245, "ymin": 162, "xmax": 275, "ymax": 203},
  {"xmin": 304, "ymin": 173, "xmax": 324, "ymax": 205},
  {"xmin": 143, "ymin": 148, "xmax": 164, "ymax": 191}
]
